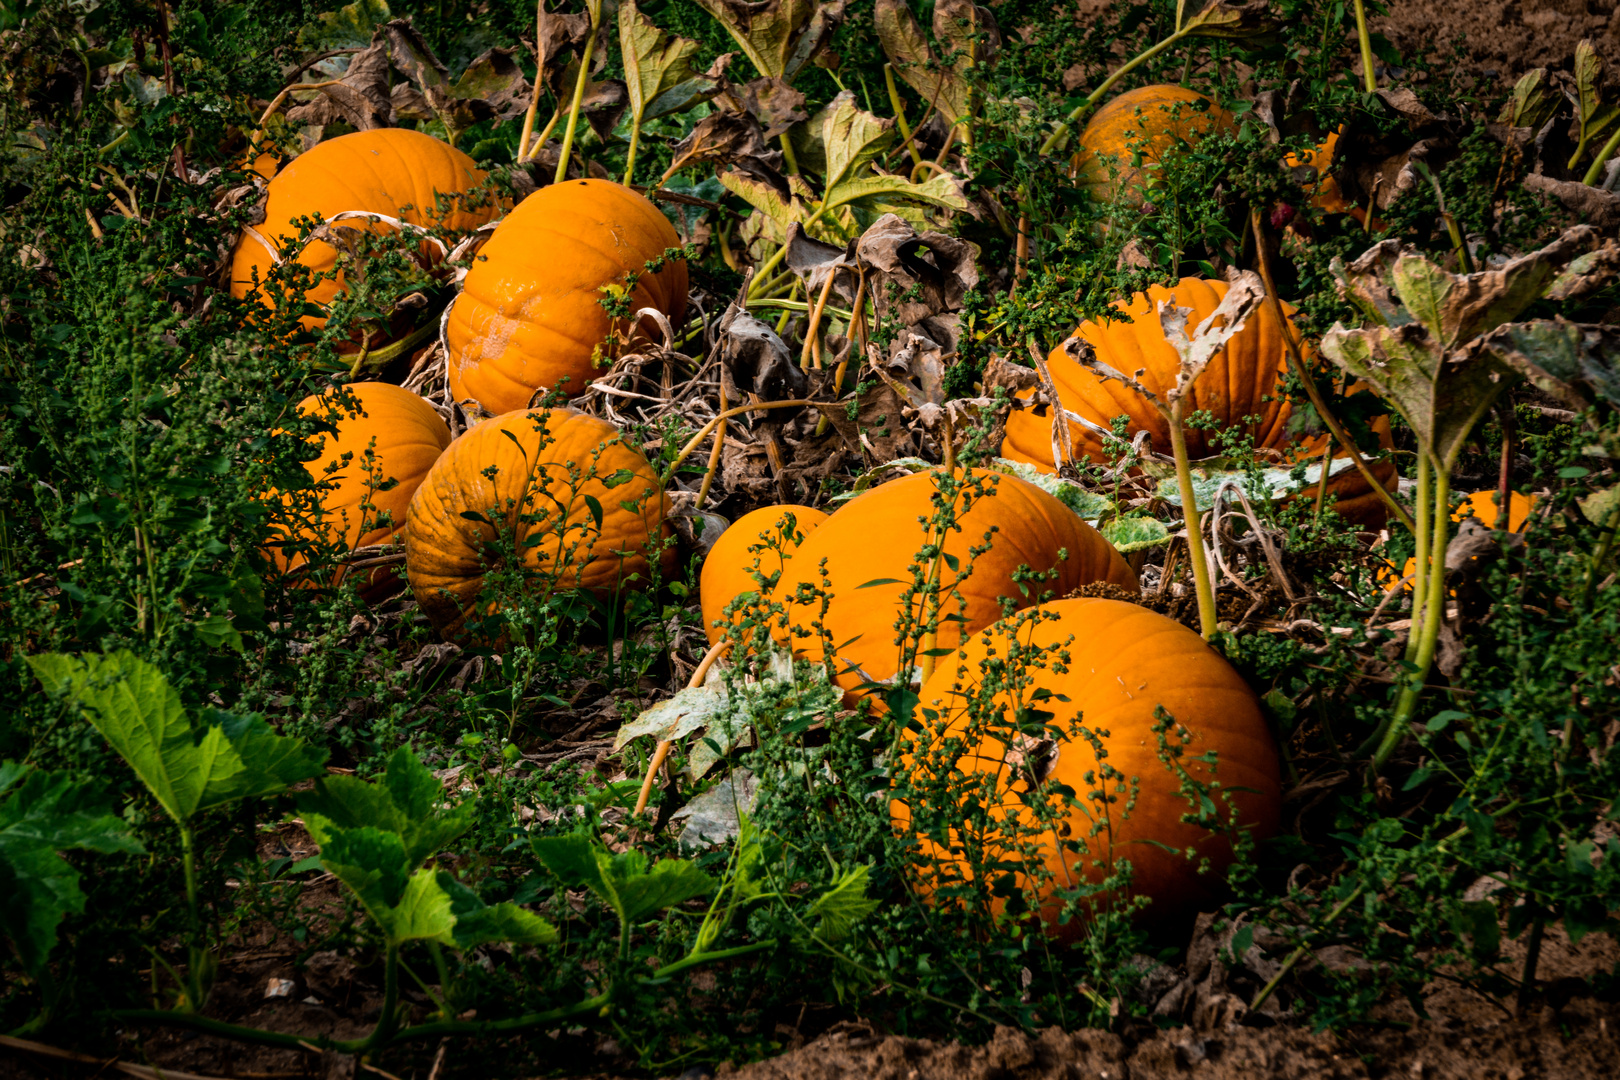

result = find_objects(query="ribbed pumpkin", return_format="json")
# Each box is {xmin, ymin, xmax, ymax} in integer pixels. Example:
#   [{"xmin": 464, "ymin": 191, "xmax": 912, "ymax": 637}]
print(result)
[
  {"xmin": 404, "ymin": 408, "xmax": 672, "ymax": 639},
  {"xmin": 771, "ymin": 470, "xmax": 1139, "ymax": 698},
  {"xmin": 231, "ymin": 129, "xmax": 496, "ymax": 332},
  {"xmin": 700, "ymin": 504, "xmax": 829, "ymax": 647},
  {"xmin": 1070, "ymin": 85, "xmax": 1235, "ymax": 207},
  {"xmin": 271, "ymin": 382, "xmax": 452, "ymax": 597},
  {"xmin": 444, "ymin": 179, "xmax": 689, "ymax": 416},
  {"xmin": 1001, "ymin": 276, "xmax": 1399, "ymax": 526},
  {"xmin": 893, "ymin": 598, "xmax": 1281, "ymax": 937}
]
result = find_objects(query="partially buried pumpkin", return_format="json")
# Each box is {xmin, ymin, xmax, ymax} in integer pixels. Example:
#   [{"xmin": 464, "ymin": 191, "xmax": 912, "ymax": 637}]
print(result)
[
  {"xmin": 405, "ymin": 407, "xmax": 673, "ymax": 639},
  {"xmin": 1394, "ymin": 489, "xmax": 1539, "ymax": 588},
  {"xmin": 1000, "ymin": 276, "xmax": 1399, "ymax": 526},
  {"xmin": 271, "ymin": 382, "xmax": 452, "ymax": 600},
  {"xmin": 893, "ymin": 597, "xmax": 1281, "ymax": 938},
  {"xmin": 444, "ymin": 179, "xmax": 689, "ymax": 416},
  {"xmin": 770, "ymin": 470, "xmax": 1139, "ymax": 699},
  {"xmin": 1070, "ymin": 84, "xmax": 1235, "ymax": 208},
  {"xmin": 231, "ymin": 129, "xmax": 498, "ymax": 336},
  {"xmin": 700, "ymin": 504, "xmax": 828, "ymax": 647}
]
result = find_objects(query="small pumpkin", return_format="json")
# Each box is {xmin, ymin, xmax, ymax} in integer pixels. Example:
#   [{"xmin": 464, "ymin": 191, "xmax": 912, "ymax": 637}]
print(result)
[
  {"xmin": 271, "ymin": 382, "xmax": 453, "ymax": 599},
  {"xmin": 1070, "ymin": 85, "xmax": 1235, "ymax": 207},
  {"xmin": 893, "ymin": 597, "xmax": 1281, "ymax": 937},
  {"xmin": 405, "ymin": 407, "xmax": 672, "ymax": 639},
  {"xmin": 231, "ymin": 129, "xmax": 497, "ymax": 334},
  {"xmin": 1000, "ymin": 276, "xmax": 1399, "ymax": 526},
  {"xmin": 700, "ymin": 504, "xmax": 829, "ymax": 647},
  {"xmin": 1284, "ymin": 127, "xmax": 1354, "ymax": 216},
  {"xmin": 771, "ymin": 470, "xmax": 1139, "ymax": 698},
  {"xmin": 444, "ymin": 179, "xmax": 689, "ymax": 416}
]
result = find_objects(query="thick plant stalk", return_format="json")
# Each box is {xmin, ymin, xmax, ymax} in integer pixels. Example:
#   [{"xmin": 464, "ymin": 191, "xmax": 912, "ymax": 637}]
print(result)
[
  {"xmin": 1168, "ymin": 404, "xmax": 1218, "ymax": 639},
  {"xmin": 518, "ymin": 0, "xmax": 549, "ymax": 165},
  {"xmin": 884, "ymin": 64, "xmax": 924, "ymax": 171},
  {"xmin": 1352, "ymin": 0, "xmax": 1378, "ymax": 93},
  {"xmin": 1581, "ymin": 124, "xmax": 1620, "ymax": 186},
  {"xmin": 180, "ymin": 826, "xmax": 205, "ymax": 1012},
  {"xmin": 663, "ymin": 399, "xmax": 814, "ymax": 482},
  {"xmin": 696, "ymin": 383, "xmax": 727, "ymax": 507},
  {"xmin": 799, "ymin": 269, "xmax": 840, "ymax": 371},
  {"xmin": 1374, "ymin": 464, "xmax": 1450, "ymax": 770},
  {"xmin": 553, "ymin": 8, "xmax": 600, "ymax": 186},
  {"xmin": 634, "ymin": 638, "xmax": 732, "ymax": 817}
]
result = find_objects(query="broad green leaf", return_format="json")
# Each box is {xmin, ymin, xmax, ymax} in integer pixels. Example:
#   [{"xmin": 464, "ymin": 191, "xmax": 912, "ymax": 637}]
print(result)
[
  {"xmin": 379, "ymin": 868, "xmax": 457, "ymax": 945},
  {"xmin": 298, "ymin": 0, "xmax": 391, "ymax": 51},
  {"xmin": 437, "ymin": 872, "xmax": 559, "ymax": 948},
  {"xmin": 818, "ymin": 93, "xmax": 896, "ymax": 199},
  {"xmin": 0, "ymin": 765, "xmax": 143, "ymax": 976},
  {"xmin": 617, "ymin": 855, "xmax": 715, "ymax": 923},
  {"xmin": 1502, "ymin": 68, "xmax": 1557, "ymax": 131},
  {"xmin": 690, "ymin": 0, "xmax": 846, "ymax": 81},
  {"xmin": 805, "ymin": 863, "xmax": 880, "ymax": 944},
  {"xmin": 206, "ymin": 710, "xmax": 327, "ymax": 800},
  {"xmin": 875, "ymin": 0, "xmax": 968, "ymax": 125},
  {"xmin": 1100, "ymin": 515, "xmax": 1172, "ymax": 554},
  {"xmin": 719, "ymin": 170, "xmax": 809, "ymax": 244},
  {"xmin": 29, "ymin": 652, "xmax": 244, "ymax": 824},
  {"xmin": 300, "ymin": 746, "xmax": 472, "ymax": 866},
  {"xmin": 822, "ymin": 172, "xmax": 972, "ymax": 219},
  {"xmin": 532, "ymin": 829, "xmax": 713, "ymax": 924},
  {"xmin": 620, "ymin": 0, "xmax": 721, "ymax": 127},
  {"xmin": 320, "ymin": 829, "xmax": 455, "ymax": 945}
]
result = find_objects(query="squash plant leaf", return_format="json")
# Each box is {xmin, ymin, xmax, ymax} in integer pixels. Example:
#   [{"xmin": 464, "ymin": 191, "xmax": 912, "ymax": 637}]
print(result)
[
  {"xmin": 0, "ymin": 762, "xmax": 143, "ymax": 976},
  {"xmin": 1321, "ymin": 226, "xmax": 1613, "ymax": 469},
  {"xmin": 27, "ymin": 652, "xmax": 326, "ymax": 825},
  {"xmin": 620, "ymin": 0, "xmax": 723, "ymax": 128},
  {"xmin": 1178, "ymin": 0, "xmax": 1280, "ymax": 41},
  {"xmin": 437, "ymin": 872, "xmax": 559, "ymax": 948},
  {"xmin": 299, "ymin": 745, "xmax": 473, "ymax": 866},
  {"xmin": 690, "ymin": 0, "xmax": 847, "ymax": 82},
  {"xmin": 1470, "ymin": 319, "xmax": 1620, "ymax": 413},
  {"xmin": 532, "ymin": 828, "xmax": 714, "ymax": 926},
  {"xmin": 803, "ymin": 862, "xmax": 880, "ymax": 945}
]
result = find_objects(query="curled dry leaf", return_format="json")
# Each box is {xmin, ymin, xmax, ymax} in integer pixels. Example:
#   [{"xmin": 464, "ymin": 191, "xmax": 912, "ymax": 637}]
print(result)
[
  {"xmin": 854, "ymin": 213, "xmax": 978, "ymax": 325},
  {"xmin": 722, "ymin": 75, "xmax": 809, "ymax": 139},
  {"xmin": 720, "ymin": 311, "xmax": 810, "ymax": 414},
  {"xmin": 874, "ymin": 0, "xmax": 1000, "ymax": 129},
  {"xmin": 667, "ymin": 109, "xmax": 786, "ymax": 182},
  {"xmin": 691, "ymin": 0, "xmax": 848, "ymax": 82},
  {"xmin": 1469, "ymin": 317, "xmax": 1620, "ymax": 412},
  {"xmin": 286, "ymin": 36, "xmax": 392, "ymax": 130}
]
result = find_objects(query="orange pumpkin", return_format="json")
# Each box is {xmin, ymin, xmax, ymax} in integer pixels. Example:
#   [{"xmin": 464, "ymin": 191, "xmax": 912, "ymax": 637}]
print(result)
[
  {"xmin": 700, "ymin": 504, "xmax": 829, "ymax": 647},
  {"xmin": 1070, "ymin": 85, "xmax": 1235, "ymax": 207},
  {"xmin": 271, "ymin": 382, "xmax": 452, "ymax": 598},
  {"xmin": 893, "ymin": 597, "xmax": 1281, "ymax": 938},
  {"xmin": 404, "ymin": 407, "xmax": 673, "ymax": 639},
  {"xmin": 231, "ymin": 129, "xmax": 497, "ymax": 333},
  {"xmin": 444, "ymin": 179, "xmax": 689, "ymax": 415},
  {"xmin": 771, "ymin": 470, "xmax": 1139, "ymax": 699},
  {"xmin": 1285, "ymin": 128, "xmax": 1354, "ymax": 216},
  {"xmin": 1001, "ymin": 276, "xmax": 1399, "ymax": 526}
]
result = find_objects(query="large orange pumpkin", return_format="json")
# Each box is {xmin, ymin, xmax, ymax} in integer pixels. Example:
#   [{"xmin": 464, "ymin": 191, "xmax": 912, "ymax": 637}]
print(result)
[
  {"xmin": 231, "ymin": 129, "xmax": 497, "ymax": 332},
  {"xmin": 770, "ymin": 470, "xmax": 1139, "ymax": 698},
  {"xmin": 1001, "ymin": 276, "xmax": 1399, "ymax": 526},
  {"xmin": 404, "ymin": 408, "xmax": 673, "ymax": 639},
  {"xmin": 444, "ymin": 179, "xmax": 689, "ymax": 415},
  {"xmin": 1071, "ymin": 85, "xmax": 1235, "ymax": 207},
  {"xmin": 271, "ymin": 382, "xmax": 452, "ymax": 597},
  {"xmin": 700, "ymin": 504, "xmax": 829, "ymax": 647},
  {"xmin": 893, "ymin": 597, "xmax": 1281, "ymax": 938}
]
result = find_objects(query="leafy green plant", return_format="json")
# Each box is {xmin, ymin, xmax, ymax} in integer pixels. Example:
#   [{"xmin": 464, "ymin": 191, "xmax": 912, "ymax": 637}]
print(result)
[{"xmin": 27, "ymin": 650, "xmax": 327, "ymax": 1010}]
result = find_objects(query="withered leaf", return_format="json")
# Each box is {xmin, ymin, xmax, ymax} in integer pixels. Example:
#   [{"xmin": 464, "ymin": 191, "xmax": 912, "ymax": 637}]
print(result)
[
  {"xmin": 691, "ymin": 0, "xmax": 848, "ymax": 82},
  {"xmin": 619, "ymin": 0, "xmax": 725, "ymax": 129},
  {"xmin": 286, "ymin": 38, "xmax": 392, "ymax": 129},
  {"xmin": 854, "ymin": 213, "xmax": 978, "ymax": 325}
]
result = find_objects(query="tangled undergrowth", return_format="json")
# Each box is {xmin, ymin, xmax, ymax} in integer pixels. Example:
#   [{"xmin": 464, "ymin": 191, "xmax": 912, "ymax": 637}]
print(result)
[{"xmin": 1, "ymin": 0, "xmax": 1619, "ymax": 1076}]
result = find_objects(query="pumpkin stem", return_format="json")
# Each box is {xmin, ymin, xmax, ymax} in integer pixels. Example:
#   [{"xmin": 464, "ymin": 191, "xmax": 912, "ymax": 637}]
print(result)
[
  {"xmin": 553, "ymin": 1, "xmax": 602, "ymax": 186},
  {"xmin": 634, "ymin": 638, "xmax": 732, "ymax": 818},
  {"xmin": 1167, "ymin": 404, "xmax": 1219, "ymax": 640}
]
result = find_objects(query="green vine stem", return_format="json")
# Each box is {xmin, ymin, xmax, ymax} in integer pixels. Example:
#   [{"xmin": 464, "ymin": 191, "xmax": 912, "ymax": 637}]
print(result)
[
  {"xmin": 1373, "ymin": 462, "xmax": 1450, "ymax": 770},
  {"xmin": 179, "ymin": 825, "xmax": 205, "ymax": 1012},
  {"xmin": 553, "ymin": 4, "xmax": 601, "ymax": 187},
  {"xmin": 1581, "ymin": 124, "xmax": 1620, "ymax": 186},
  {"xmin": 1352, "ymin": 0, "xmax": 1377, "ymax": 95},
  {"xmin": 1167, "ymin": 403, "xmax": 1219, "ymax": 639}
]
